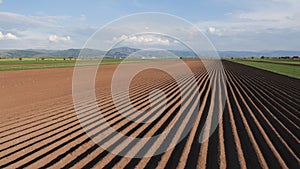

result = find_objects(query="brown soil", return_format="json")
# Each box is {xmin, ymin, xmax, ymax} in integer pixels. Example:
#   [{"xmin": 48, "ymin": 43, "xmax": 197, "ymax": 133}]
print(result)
[{"xmin": 0, "ymin": 60, "xmax": 299, "ymax": 169}]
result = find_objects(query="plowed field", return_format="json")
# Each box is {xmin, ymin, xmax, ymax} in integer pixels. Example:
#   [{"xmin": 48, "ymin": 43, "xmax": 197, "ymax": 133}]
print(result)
[{"xmin": 0, "ymin": 60, "xmax": 299, "ymax": 169}]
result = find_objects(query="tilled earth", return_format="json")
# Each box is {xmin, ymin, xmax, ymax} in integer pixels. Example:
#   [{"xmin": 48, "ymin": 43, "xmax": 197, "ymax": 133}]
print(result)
[{"xmin": 0, "ymin": 60, "xmax": 299, "ymax": 169}]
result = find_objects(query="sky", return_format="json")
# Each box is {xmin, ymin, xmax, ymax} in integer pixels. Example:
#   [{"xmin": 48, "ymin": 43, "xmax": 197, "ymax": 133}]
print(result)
[{"xmin": 0, "ymin": 0, "xmax": 299, "ymax": 51}]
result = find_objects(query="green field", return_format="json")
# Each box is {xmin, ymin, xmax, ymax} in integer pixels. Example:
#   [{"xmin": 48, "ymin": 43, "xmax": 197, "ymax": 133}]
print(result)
[
  {"xmin": 0, "ymin": 58, "xmax": 174, "ymax": 71},
  {"xmin": 240, "ymin": 58, "xmax": 300, "ymax": 65},
  {"xmin": 0, "ymin": 58, "xmax": 126, "ymax": 71},
  {"xmin": 229, "ymin": 59, "xmax": 300, "ymax": 79}
]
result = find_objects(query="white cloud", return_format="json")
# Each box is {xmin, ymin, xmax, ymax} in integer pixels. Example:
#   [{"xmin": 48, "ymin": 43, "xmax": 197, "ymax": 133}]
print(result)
[
  {"xmin": 0, "ymin": 0, "xmax": 3, "ymax": 4},
  {"xmin": 208, "ymin": 27, "xmax": 216, "ymax": 34},
  {"xmin": 0, "ymin": 12, "xmax": 96, "ymax": 49},
  {"xmin": 0, "ymin": 32, "xmax": 18, "ymax": 40},
  {"xmin": 207, "ymin": 27, "xmax": 224, "ymax": 36},
  {"xmin": 30, "ymin": 15, "xmax": 71, "ymax": 24},
  {"xmin": 5, "ymin": 33, "xmax": 18, "ymax": 39},
  {"xmin": 112, "ymin": 35, "xmax": 170, "ymax": 46},
  {"xmin": 48, "ymin": 35, "xmax": 71, "ymax": 42},
  {"xmin": 198, "ymin": 0, "xmax": 300, "ymax": 35},
  {"xmin": 193, "ymin": 0, "xmax": 300, "ymax": 51},
  {"xmin": 0, "ymin": 12, "xmax": 63, "ymax": 29},
  {"xmin": 48, "ymin": 35, "xmax": 58, "ymax": 42},
  {"xmin": 196, "ymin": 0, "xmax": 300, "ymax": 50}
]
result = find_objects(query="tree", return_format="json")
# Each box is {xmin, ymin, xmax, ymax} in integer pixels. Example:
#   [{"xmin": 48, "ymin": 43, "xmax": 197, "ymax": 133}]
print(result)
[{"xmin": 260, "ymin": 56, "xmax": 265, "ymax": 59}]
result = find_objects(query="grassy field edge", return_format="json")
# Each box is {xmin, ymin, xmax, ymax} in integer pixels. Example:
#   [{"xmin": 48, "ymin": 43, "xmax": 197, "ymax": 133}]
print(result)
[{"xmin": 227, "ymin": 59, "xmax": 300, "ymax": 79}]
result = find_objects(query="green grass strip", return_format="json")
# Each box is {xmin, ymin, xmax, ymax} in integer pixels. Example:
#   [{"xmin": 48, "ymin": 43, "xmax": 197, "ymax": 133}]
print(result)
[{"xmin": 229, "ymin": 59, "xmax": 300, "ymax": 79}]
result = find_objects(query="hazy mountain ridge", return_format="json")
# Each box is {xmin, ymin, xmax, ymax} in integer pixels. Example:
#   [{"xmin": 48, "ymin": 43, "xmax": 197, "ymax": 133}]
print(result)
[
  {"xmin": 219, "ymin": 50, "xmax": 300, "ymax": 58},
  {"xmin": 0, "ymin": 47, "xmax": 299, "ymax": 58}
]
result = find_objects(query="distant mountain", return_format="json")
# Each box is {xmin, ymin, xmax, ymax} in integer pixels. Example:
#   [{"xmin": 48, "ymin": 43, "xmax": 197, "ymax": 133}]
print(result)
[
  {"xmin": 106, "ymin": 47, "xmax": 140, "ymax": 58},
  {"xmin": 168, "ymin": 50, "xmax": 197, "ymax": 58},
  {"xmin": 219, "ymin": 50, "xmax": 300, "ymax": 58},
  {"xmin": 51, "ymin": 49, "xmax": 81, "ymax": 57},
  {"xmin": 0, "ymin": 50, "xmax": 46, "ymax": 58},
  {"xmin": 0, "ymin": 48, "xmax": 106, "ymax": 58},
  {"xmin": 0, "ymin": 48, "xmax": 299, "ymax": 58}
]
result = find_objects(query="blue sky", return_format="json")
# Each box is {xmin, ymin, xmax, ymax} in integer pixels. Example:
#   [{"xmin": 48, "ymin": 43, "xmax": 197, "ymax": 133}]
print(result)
[{"xmin": 0, "ymin": 0, "xmax": 299, "ymax": 51}]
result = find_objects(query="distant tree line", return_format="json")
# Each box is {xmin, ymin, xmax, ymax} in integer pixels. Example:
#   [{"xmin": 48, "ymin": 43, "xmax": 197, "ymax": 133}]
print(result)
[
  {"xmin": 278, "ymin": 56, "xmax": 299, "ymax": 59},
  {"xmin": 249, "ymin": 56, "xmax": 299, "ymax": 59},
  {"xmin": 230, "ymin": 55, "xmax": 299, "ymax": 60},
  {"xmin": 0, "ymin": 57, "xmax": 76, "ymax": 61}
]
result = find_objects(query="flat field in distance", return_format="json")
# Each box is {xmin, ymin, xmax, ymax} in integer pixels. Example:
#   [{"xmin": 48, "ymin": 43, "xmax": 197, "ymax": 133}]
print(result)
[
  {"xmin": 229, "ymin": 58, "xmax": 300, "ymax": 79},
  {"xmin": 0, "ymin": 58, "xmax": 158, "ymax": 71}
]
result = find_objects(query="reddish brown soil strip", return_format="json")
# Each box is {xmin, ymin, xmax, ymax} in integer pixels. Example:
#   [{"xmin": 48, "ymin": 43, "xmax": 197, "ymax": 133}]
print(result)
[
  {"xmin": 226, "ymin": 94, "xmax": 247, "ymax": 169},
  {"xmin": 227, "ymin": 70, "xmax": 288, "ymax": 168}
]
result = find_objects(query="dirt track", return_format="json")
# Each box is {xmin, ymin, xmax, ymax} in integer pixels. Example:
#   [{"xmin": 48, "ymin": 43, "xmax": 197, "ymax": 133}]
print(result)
[{"xmin": 0, "ymin": 60, "xmax": 299, "ymax": 169}]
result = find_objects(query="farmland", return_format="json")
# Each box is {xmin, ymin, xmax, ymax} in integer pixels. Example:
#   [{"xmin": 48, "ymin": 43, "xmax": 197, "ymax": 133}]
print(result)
[
  {"xmin": 0, "ymin": 58, "xmax": 122, "ymax": 71},
  {"xmin": 230, "ymin": 58, "xmax": 300, "ymax": 79},
  {"xmin": 0, "ymin": 59, "xmax": 299, "ymax": 168},
  {"xmin": 235, "ymin": 58, "xmax": 300, "ymax": 65},
  {"xmin": 0, "ymin": 58, "xmax": 177, "ymax": 71}
]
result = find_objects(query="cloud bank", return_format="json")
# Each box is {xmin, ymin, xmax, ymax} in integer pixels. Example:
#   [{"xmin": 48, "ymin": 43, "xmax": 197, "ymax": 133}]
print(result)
[
  {"xmin": 0, "ymin": 12, "xmax": 95, "ymax": 49},
  {"xmin": 196, "ymin": 0, "xmax": 300, "ymax": 50},
  {"xmin": 49, "ymin": 35, "xmax": 71, "ymax": 42},
  {"xmin": 0, "ymin": 32, "xmax": 18, "ymax": 40},
  {"xmin": 112, "ymin": 35, "xmax": 170, "ymax": 46}
]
